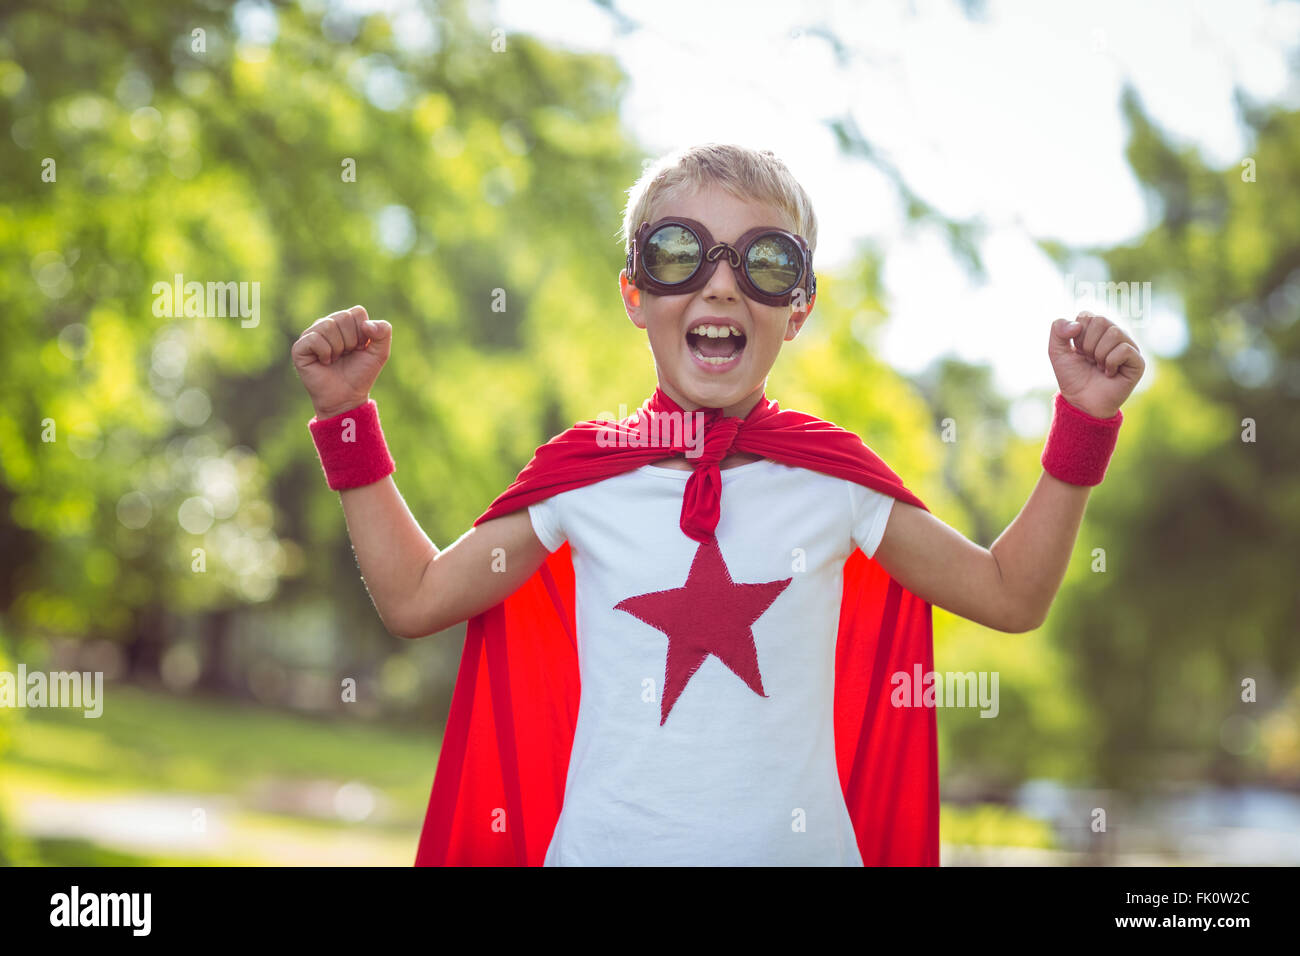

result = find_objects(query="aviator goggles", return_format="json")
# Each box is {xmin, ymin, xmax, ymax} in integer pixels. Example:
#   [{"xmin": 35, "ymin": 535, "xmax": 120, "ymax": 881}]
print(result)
[{"xmin": 626, "ymin": 216, "xmax": 816, "ymax": 308}]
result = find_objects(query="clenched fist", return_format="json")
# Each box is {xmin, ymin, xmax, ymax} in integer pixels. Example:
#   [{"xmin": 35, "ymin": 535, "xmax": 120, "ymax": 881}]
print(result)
[
  {"xmin": 1048, "ymin": 310, "xmax": 1145, "ymax": 419},
  {"xmin": 292, "ymin": 305, "xmax": 392, "ymax": 419}
]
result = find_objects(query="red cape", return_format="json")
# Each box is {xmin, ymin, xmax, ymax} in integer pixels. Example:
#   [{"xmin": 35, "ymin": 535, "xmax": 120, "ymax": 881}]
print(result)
[{"xmin": 414, "ymin": 390, "xmax": 939, "ymax": 865}]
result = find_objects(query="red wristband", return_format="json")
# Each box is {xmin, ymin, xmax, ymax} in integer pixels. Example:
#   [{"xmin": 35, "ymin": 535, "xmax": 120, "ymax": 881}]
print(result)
[
  {"xmin": 308, "ymin": 399, "xmax": 396, "ymax": 490},
  {"xmin": 1041, "ymin": 392, "xmax": 1122, "ymax": 486}
]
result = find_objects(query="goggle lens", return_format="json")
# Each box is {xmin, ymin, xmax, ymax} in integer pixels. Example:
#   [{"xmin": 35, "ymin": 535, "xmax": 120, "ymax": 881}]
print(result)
[
  {"xmin": 745, "ymin": 235, "xmax": 801, "ymax": 294},
  {"xmin": 644, "ymin": 224, "xmax": 701, "ymax": 284}
]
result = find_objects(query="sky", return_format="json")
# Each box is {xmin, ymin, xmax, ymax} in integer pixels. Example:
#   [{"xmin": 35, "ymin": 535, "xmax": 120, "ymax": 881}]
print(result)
[
  {"xmin": 310, "ymin": 0, "xmax": 1300, "ymax": 430},
  {"xmin": 481, "ymin": 0, "xmax": 1300, "ymax": 432}
]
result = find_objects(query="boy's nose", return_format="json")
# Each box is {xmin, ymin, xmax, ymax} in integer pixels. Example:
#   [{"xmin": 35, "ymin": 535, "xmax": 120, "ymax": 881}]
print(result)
[{"xmin": 700, "ymin": 256, "xmax": 742, "ymax": 300}]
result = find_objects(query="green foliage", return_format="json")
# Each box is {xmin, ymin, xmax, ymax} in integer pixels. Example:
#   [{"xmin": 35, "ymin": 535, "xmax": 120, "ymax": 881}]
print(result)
[
  {"xmin": 0, "ymin": 0, "xmax": 644, "ymax": 668},
  {"xmin": 1046, "ymin": 87, "xmax": 1300, "ymax": 788}
]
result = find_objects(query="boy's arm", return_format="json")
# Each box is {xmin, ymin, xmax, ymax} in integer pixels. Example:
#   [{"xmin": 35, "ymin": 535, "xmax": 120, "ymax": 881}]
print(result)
[
  {"xmin": 337, "ymin": 480, "xmax": 547, "ymax": 639},
  {"xmin": 292, "ymin": 305, "xmax": 548, "ymax": 640},
  {"xmin": 873, "ymin": 477, "xmax": 1089, "ymax": 633},
  {"xmin": 872, "ymin": 311, "xmax": 1144, "ymax": 633}
]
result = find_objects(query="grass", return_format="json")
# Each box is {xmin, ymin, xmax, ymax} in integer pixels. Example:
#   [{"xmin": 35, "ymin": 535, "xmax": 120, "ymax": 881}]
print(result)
[
  {"xmin": 0, "ymin": 684, "xmax": 446, "ymax": 865},
  {"xmin": 941, "ymin": 802, "xmax": 1057, "ymax": 850},
  {"xmin": 28, "ymin": 837, "xmax": 228, "ymax": 867},
  {"xmin": 3, "ymin": 684, "xmax": 441, "ymax": 818}
]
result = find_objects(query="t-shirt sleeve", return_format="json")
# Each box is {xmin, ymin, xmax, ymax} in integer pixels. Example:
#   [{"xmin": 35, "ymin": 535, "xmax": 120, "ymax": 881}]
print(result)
[
  {"xmin": 849, "ymin": 483, "xmax": 896, "ymax": 559},
  {"xmin": 527, "ymin": 495, "xmax": 566, "ymax": 553}
]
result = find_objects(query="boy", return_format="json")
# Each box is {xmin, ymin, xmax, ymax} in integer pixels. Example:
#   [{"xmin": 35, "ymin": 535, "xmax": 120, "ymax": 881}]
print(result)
[{"xmin": 292, "ymin": 144, "xmax": 1144, "ymax": 866}]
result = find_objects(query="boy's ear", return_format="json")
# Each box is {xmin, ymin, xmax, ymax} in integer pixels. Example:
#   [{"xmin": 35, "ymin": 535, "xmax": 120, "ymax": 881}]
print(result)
[
  {"xmin": 619, "ymin": 269, "xmax": 647, "ymax": 330},
  {"xmin": 784, "ymin": 291, "xmax": 815, "ymax": 341}
]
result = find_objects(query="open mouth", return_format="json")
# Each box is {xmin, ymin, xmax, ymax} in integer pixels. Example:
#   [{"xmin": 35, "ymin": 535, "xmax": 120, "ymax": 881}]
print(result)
[{"xmin": 685, "ymin": 320, "xmax": 747, "ymax": 368}]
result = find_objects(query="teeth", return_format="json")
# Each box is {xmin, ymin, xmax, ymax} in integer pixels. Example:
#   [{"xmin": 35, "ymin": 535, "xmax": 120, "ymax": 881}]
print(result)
[{"xmin": 690, "ymin": 324, "xmax": 744, "ymax": 338}]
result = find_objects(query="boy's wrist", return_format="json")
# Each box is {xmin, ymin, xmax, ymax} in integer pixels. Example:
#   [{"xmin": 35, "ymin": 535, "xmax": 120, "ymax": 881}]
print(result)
[
  {"xmin": 1040, "ymin": 391, "xmax": 1122, "ymax": 486},
  {"xmin": 312, "ymin": 395, "xmax": 372, "ymax": 422},
  {"xmin": 1059, "ymin": 393, "xmax": 1121, "ymax": 422},
  {"xmin": 308, "ymin": 398, "xmax": 395, "ymax": 490}
]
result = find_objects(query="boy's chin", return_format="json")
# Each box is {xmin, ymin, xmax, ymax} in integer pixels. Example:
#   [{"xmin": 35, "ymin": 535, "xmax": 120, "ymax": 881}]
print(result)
[{"xmin": 666, "ymin": 375, "xmax": 754, "ymax": 412}]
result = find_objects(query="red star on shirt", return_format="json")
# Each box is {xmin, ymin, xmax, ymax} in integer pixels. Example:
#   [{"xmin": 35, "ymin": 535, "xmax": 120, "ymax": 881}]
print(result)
[{"xmin": 614, "ymin": 538, "xmax": 792, "ymax": 726}]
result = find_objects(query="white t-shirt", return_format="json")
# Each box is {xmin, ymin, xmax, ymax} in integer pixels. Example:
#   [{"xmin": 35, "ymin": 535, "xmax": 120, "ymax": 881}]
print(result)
[{"xmin": 527, "ymin": 458, "xmax": 896, "ymax": 866}]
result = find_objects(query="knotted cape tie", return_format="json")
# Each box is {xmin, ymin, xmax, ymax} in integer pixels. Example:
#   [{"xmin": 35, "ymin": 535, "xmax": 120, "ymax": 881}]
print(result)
[{"xmin": 638, "ymin": 389, "xmax": 751, "ymax": 544}]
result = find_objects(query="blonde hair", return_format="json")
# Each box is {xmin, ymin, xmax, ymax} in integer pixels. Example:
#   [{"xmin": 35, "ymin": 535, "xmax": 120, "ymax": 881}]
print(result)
[{"xmin": 620, "ymin": 143, "xmax": 818, "ymax": 259}]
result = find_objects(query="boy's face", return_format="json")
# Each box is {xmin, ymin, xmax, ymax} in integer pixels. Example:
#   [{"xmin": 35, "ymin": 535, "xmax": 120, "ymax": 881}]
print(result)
[{"xmin": 619, "ymin": 183, "xmax": 814, "ymax": 417}]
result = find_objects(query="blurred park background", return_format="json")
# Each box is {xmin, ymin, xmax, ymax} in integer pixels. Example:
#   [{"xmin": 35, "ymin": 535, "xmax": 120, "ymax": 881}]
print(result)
[{"xmin": 1, "ymin": 0, "xmax": 1298, "ymax": 865}]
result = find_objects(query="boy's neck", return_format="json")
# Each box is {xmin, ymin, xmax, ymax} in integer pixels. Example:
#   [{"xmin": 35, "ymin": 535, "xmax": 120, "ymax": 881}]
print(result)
[{"xmin": 659, "ymin": 382, "xmax": 764, "ymax": 419}]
